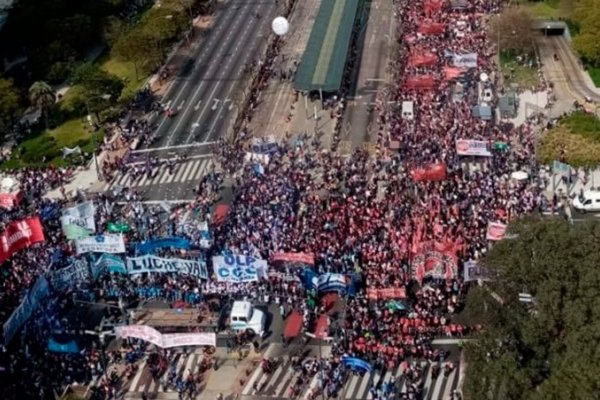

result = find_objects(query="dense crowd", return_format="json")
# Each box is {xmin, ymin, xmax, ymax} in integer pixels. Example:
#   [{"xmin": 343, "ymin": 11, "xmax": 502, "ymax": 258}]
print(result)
[{"xmin": 0, "ymin": 0, "xmax": 556, "ymax": 399}]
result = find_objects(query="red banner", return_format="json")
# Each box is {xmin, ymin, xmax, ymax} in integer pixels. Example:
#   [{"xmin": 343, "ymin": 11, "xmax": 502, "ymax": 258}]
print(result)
[
  {"xmin": 411, "ymin": 163, "xmax": 447, "ymax": 182},
  {"xmin": 412, "ymin": 240, "xmax": 458, "ymax": 282},
  {"xmin": 0, "ymin": 192, "xmax": 22, "ymax": 210},
  {"xmin": 0, "ymin": 217, "xmax": 45, "ymax": 264},
  {"xmin": 405, "ymin": 75, "xmax": 436, "ymax": 90},
  {"xmin": 424, "ymin": 0, "xmax": 444, "ymax": 15},
  {"xmin": 366, "ymin": 287, "xmax": 407, "ymax": 300},
  {"xmin": 270, "ymin": 252, "xmax": 315, "ymax": 265},
  {"xmin": 486, "ymin": 222, "xmax": 507, "ymax": 241},
  {"xmin": 443, "ymin": 67, "xmax": 465, "ymax": 80},
  {"xmin": 417, "ymin": 22, "xmax": 446, "ymax": 35},
  {"xmin": 408, "ymin": 52, "xmax": 438, "ymax": 67}
]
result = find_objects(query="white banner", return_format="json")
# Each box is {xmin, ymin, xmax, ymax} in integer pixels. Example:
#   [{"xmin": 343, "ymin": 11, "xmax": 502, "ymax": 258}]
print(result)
[
  {"xmin": 452, "ymin": 53, "xmax": 478, "ymax": 68},
  {"xmin": 62, "ymin": 201, "xmax": 96, "ymax": 230},
  {"xmin": 126, "ymin": 255, "xmax": 208, "ymax": 279},
  {"xmin": 213, "ymin": 254, "xmax": 268, "ymax": 283},
  {"xmin": 115, "ymin": 325, "xmax": 216, "ymax": 348},
  {"xmin": 456, "ymin": 139, "xmax": 492, "ymax": 157},
  {"xmin": 75, "ymin": 234, "xmax": 126, "ymax": 254}
]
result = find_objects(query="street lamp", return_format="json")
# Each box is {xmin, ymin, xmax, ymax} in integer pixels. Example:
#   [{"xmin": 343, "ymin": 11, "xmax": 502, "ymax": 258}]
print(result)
[{"xmin": 85, "ymin": 94, "xmax": 111, "ymax": 181}]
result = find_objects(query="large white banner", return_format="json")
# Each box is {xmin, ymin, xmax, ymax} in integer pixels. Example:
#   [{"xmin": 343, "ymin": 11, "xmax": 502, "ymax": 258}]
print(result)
[
  {"xmin": 115, "ymin": 325, "xmax": 216, "ymax": 348},
  {"xmin": 126, "ymin": 255, "xmax": 208, "ymax": 279},
  {"xmin": 213, "ymin": 254, "xmax": 268, "ymax": 283},
  {"xmin": 75, "ymin": 234, "xmax": 126, "ymax": 254},
  {"xmin": 456, "ymin": 139, "xmax": 492, "ymax": 157},
  {"xmin": 452, "ymin": 53, "xmax": 478, "ymax": 68},
  {"xmin": 61, "ymin": 201, "xmax": 96, "ymax": 239}
]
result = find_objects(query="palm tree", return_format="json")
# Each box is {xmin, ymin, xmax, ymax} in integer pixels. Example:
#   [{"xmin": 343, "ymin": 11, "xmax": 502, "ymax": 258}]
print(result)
[{"xmin": 28, "ymin": 81, "xmax": 56, "ymax": 129}]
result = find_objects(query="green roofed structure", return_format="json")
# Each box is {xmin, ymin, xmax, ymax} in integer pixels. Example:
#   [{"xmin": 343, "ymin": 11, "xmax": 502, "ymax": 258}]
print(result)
[{"xmin": 294, "ymin": 0, "xmax": 361, "ymax": 93}]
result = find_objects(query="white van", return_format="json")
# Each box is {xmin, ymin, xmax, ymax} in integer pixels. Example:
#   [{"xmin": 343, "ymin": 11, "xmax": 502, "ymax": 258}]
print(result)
[
  {"xmin": 229, "ymin": 300, "xmax": 266, "ymax": 336},
  {"xmin": 572, "ymin": 190, "xmax": 600, "ymax": 213}
]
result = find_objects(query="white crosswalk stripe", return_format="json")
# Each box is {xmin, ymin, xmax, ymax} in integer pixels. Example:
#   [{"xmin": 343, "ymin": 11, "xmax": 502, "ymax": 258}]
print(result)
[
  {"xmin": 104, "ymin": 157, "xmax": 213, "ymax": 191},
  {"xmin": 240, "ymin": 358, "xmax": 460, "ymax": 400},
  {"xmin": 124, "ymin": 352, "xmax": 205, "ymax": 396}
]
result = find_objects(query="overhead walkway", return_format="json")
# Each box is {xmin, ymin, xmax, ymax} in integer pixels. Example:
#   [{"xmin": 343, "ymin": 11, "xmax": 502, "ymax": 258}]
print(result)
[{"xmin": 293, "ymin": 0, "xmax": 361, "ymax": 93}]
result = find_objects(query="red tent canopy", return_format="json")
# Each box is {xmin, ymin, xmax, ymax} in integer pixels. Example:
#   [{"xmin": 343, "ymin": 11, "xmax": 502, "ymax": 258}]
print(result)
[
  {"xmin": 283, "ymin": 310, "xmax": 303, "ymax": 339},
  {"xmin": 408, "ymin": 52, "xmax": 438, "ymax": 67},
  {"xmin": 418, "ymin": 22, "xmax": 446, "ymax": 35},
  {"xmin": 405, "ymin": 75, "xmax": 436, "ymax": 90}
]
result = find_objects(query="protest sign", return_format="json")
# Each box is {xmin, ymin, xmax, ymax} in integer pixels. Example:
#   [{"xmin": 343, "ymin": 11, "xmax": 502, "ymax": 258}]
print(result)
[
  {"xmin": 75, "ymin": 234, "xmax": 125, "ymax": 254},
  {"xmin": 486, "ymin": 222, "xmax": 507, "ymax": 241},
  {"xmin": 452, "ymin": 53, "xmax": 478, "ymax": 68},
  {"xmin": 213, "ymin": 254, "xmax": 268, "ymax": 283},
  {"xmin": 126, "ymin": 255, "xmax": 208, "ymax": 279},
  {"xmin": 456, "ymin": 139, "xmax": 492, "ymax": 157},
  {"xmin": 463, "ymin": 260, "xmax": 492, "ymax": 282},
  {"xmin": 61, "ymin": 202, "xmax": 95, "ymax": 239},
  {"xmin": 366, "ymin": 287, "xmax": 407, "ymax": 300}
]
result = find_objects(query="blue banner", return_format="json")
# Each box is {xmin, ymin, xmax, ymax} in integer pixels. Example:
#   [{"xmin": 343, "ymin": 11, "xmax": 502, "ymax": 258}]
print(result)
[
  {"xmin": 317, "ymin": 273, "xmax": 348, "ymax": 294},
  {"xmin": 134, "ymin": 237, "xmax": 191, "ymax": 254},
  {"xmin": 342, "ymin": 357, "xmax": 372, "ymax": 373},
  {"xmin": 3, "ymin": 276, "xmax": 50, "ymax": 345},
  {"xmin": 302, "ymin": 268, "xmax": 318, "ymax": 291},
  {"xmin": 40, "ymin": 202, "xmax": 61, "ymax": 221},
  {"xmin": 95, "ymin": 253, "xmax": 127, "ymax": 275},
  {"xmin": 48, "ymin": 338, "xmax": 80, "ymax": 353}
]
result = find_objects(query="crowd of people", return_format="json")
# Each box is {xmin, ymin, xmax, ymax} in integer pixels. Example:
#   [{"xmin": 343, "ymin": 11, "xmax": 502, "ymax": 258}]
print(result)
[{"xmin": 0, "ymin": 0, "xmax": 559, "ymax": 399}]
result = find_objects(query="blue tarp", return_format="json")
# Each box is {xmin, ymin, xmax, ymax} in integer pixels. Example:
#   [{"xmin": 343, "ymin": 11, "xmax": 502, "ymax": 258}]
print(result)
[
  {"xmin": 48, "ymin": 338, "xmax": 80, "ymax": 354},
  {"xmin": 342, "ymin": 356, "xmax": 372, "ymax": 373}
]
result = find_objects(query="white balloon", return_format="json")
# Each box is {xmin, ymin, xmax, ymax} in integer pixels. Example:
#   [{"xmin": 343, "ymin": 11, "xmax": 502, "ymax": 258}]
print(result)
[{"xmin": 272, "ymin": 16, "xmax": 289, "ymax": 36}]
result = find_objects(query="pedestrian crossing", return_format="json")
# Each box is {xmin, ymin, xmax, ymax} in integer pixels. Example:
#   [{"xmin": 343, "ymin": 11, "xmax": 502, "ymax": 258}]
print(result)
[
  {"xmin": 123, "ymin": 351, "xmax": 207, "ymax": 396},
  {"xmin": 241, "ymin": 358, "xmax": 460, "ymax": 400},
  {"xmin": 104, "ymin": 156, "xmax": 214, "ymax": 191}
]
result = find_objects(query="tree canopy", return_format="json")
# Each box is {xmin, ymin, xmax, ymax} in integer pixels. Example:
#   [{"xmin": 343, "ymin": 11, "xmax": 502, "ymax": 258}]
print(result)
[
  {"xmin": 571, "ymin": 0, "xmax": 600, "ymax": 66},
  {"xmin": 489, "ymin": 8, "xmax": 535, "ymax": 57},
  {"xmin": 463, "ymin": 217, "xmax": 600, "ymax": 400},
  {"xmin": 0, "ymin": 77, "xmax": 21, "ymax": 128}
]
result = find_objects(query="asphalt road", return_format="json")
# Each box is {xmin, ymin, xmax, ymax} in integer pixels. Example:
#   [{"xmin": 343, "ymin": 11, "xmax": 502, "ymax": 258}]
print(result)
[
  {"xmin": 146, "ymin": 0, "xmax": 278, "ymax": 150},
  {"xmin": 539, "ymin": 36, "xmax": 600, "ymax": 104},
  {"xmin": 342, "ymin": 0, "xmax": 394, "ymax": 151}
]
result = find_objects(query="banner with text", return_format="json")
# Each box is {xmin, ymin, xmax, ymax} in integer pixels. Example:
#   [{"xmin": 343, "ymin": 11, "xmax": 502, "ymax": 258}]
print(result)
[
  {"xmin": 452, "ymin": 53, "xmax": 478, "ymax": 68},
  {"xmin": 213, "ymin": 254, "xmax": 268, "ymax": 283},
  {"xmin": 463, "ymin": 260, "xmax": 492, "ymax": 282},
  {"xmin": 50, "ymin": 259, "xmax": 90, "ymax": 292},
  {"xmin": 317, "ymin": 273, "xmax": 348, "ymax": 293},
  {"xmin": 95, "ymin": 253, "xmax": 127, "ymax": 274},
  {"xmin": 115, "ymin": 325, "xmax": 216, "ymax": 348},
  {"xmin": 456, "ymin": 139, "xmax": 492, "ymax": 157},
  {"xmin": 0, "ymin": 216, "xmax": 45, "ymax": 264},
  {"xmin": 412, "ymin": 240, "xmax": 459, "ymax": 282},
  {"xmin": 75, "ymin": 234, "xmax": 126, "ymax": 255},
  {"xmin": 126, "ymin": 255, "xmax": 208, "ymax": 279},
  {"xmin": 61, "ymin": 201, "xmax": 96, "ymax": 239}
]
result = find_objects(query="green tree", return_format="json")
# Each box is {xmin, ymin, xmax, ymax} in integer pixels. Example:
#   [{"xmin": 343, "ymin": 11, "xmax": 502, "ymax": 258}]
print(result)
[
  {"xmin": 0, "ymin": 78, "xmax": 21, "ymax": 131},
  {"xmin": 463, "ymin": 217, "xmax": 600, "ymax": 400},
  {"xmin": 73, "ymin": 64, "xmax": 124, "ymax": 100},
  {"xmin": 489, "ymin": 8, "xmax": 535, "ymax": 57},
  {"xmin": 112, "ymin": 29, "xmax": 162, "ymax": 80},
  {"xmin": 28, "ymin": 81, "xmax": 56, "ymax": 129},
  {"xmin": 572, "ymin": 0, "xmax": 600, "ymax": 66}
]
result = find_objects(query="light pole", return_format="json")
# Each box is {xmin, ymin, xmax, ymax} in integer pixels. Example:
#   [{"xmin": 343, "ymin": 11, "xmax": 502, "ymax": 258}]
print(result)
[{"xmin": 85, "ymin": 94, "xmax": 110, "ymax": 181}]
